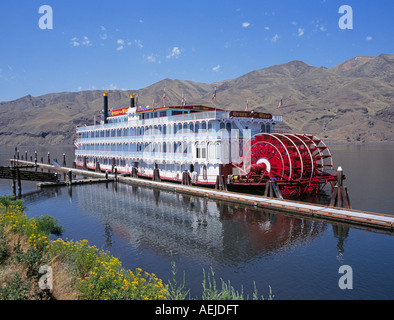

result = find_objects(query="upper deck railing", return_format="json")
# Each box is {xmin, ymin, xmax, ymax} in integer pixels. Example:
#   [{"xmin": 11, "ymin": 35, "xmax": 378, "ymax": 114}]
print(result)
[{"xmin": 77, "ymin": 111, "xmax": 283, "ymax": 133}]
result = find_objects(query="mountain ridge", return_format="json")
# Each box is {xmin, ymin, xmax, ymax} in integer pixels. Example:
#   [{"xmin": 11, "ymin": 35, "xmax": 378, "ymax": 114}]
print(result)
[{"xmin": 0, "ymin": 54, "xmax": 393, "ymax": 145}]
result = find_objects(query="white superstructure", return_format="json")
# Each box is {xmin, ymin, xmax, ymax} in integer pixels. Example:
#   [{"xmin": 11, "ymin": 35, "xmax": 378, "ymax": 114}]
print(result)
[{"xmin": 74, "ymin": 91, "xmax": 283, "ymax": 185}]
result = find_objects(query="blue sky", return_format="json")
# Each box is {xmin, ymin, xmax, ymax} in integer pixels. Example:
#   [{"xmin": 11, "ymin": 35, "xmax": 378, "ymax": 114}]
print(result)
[{"xmin": 0, "ymin": 0, "xmax": 393, "ymax": 102}]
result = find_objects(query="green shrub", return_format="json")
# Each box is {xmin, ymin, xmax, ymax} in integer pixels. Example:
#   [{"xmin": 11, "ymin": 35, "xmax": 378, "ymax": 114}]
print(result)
[{"xmin": 0, "ymin": 273, "xmax": 31, "ymax": 300}]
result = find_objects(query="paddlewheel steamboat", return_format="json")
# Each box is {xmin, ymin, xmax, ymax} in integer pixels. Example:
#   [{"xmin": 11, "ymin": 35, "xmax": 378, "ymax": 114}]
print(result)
[{"xmin": 75, "ymin": 91, "xmax": 337, "ymax": 198}]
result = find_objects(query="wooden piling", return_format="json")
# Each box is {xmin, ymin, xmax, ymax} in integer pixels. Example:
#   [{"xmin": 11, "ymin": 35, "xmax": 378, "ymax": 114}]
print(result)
[
  {"xmin": 131, "ymin": 167, "xmax": 138, "ymax": 178},
  {"xmin": 330, "ymin": 167, "xmax": 351, "ymax": 209},
  {"xmin": 16, "ymin": 168, "xmax": 21, "ymax": 198},
  {"xmin": 215, "ymin": 164, "xmax": 227, "ymax": 191},
  {"xmin": 264, "ymin": 178, "xmax": 283, "ymax": 199},
  {"xmin": 152, "ymin": 163, "xmax": 161, "ymax": 182},
  {"xmin": 62, "ymin": 153, "xmax": 67, "ymax": 167},
  {"xmin": 182, "ymin": 171, "xmax": 191, "ymax": 185}
]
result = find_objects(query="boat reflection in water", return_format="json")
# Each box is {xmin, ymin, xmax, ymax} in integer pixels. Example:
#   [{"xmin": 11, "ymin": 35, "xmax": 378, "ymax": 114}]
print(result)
[{"xmin": 73, "ymin": 182, "xmax": 330, "ymax": 265}]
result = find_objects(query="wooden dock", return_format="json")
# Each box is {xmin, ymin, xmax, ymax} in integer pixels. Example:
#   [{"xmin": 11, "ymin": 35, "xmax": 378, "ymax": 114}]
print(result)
[{"xmin": 9, "ymin": 159, "xmax": 394, "ymax": 231}]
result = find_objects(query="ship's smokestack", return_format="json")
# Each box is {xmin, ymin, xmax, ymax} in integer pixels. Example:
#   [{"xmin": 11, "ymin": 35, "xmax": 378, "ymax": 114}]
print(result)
[
  {"xmin": 130, "ymin": 93, "xmax": 135, "ymax": 109},
  {"xmin": 103, "ymin": 91, "xmax": 108, "ymax": 124}
]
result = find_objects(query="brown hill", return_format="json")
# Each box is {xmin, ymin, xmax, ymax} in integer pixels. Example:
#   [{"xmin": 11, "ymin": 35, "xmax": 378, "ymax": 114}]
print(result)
[{"xmin": 0, "ymin": 54, "xmax": 392, "ymax": 146}]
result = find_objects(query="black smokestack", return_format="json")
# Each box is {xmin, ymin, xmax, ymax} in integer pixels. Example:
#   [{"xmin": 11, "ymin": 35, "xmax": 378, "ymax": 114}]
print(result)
[
  {"xmin": 103, "ymin": 91, "xmax": 108, "ymax": 124},
  {"xmin": 130, "ymin": 93, "xmax": 135, "ymax": 108}
]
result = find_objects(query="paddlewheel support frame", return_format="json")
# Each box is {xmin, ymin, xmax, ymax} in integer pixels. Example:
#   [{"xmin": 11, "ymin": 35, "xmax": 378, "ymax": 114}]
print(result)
[{"xmin": 229, "ymin": 133, "xmax": 338, "ymax": 197}]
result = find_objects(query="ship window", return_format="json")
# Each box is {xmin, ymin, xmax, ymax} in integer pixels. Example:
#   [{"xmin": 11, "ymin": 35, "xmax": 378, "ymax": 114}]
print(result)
[{"xmin": 196, "ymin": 143, "xmax": 207, "ymax": 159}]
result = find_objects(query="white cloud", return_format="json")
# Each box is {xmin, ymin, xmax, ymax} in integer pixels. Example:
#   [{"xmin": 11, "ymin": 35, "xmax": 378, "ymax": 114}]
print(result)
[
  {"xmin": 320, "ymin": 25, "xmax": 327, "ymax": 32},
  {"xmin": 70, "ymin": 37, "xmax": 80, "ymax": 47},
  {"xmin": 144, "ymin": 54, "xmax": 161, "ymax": 64},
  {"xmin": 297, "ymin": 28, "xmax": 304, "ymax": 37},
  {"xmin": 366, "ymin": 36, "xmax": 373, "ymax": 41},
  {"xmin": 134, "ymin": 39, "xmax": 143, "ymax": 49},
  {"xmin": 116, "ymin": 39, "xmax": 125, "ymax": 51},
  {"xmin": 212, "ymin": 65, "xmax": 221, "ymax": 72},
  {"xmin": 271, "ymin": 34, "xmax": 279, "ymax": 42},
  {"xmin": 242, "ymin": 22, "xmax": 251, "ymax": 28},
  {"xmin": 82, "ymin": 36, "xmax": 92, "ymax": 47},
  {"xmin": 264, "ymin": 26, "xmax": 270, "ymax": 30},
  {"xmin": 166, "ymin": 47, "xmax": 181, "ymax": 59}
]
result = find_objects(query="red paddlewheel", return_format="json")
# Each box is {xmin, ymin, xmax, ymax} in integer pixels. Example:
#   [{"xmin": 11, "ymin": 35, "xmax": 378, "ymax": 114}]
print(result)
[{"xmin": 242, "ymin": 133, "xmax": 334, "ymax": 183}]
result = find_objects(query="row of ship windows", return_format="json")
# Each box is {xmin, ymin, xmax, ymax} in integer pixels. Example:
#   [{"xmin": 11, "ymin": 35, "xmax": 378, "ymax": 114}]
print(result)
[
  {"xmin": 79, "ymin": 141, "xmax": 222, "ymax": 159},
  {"xmin": 78, "ymin": 122, "xmax": 272, "ymax": 139}
]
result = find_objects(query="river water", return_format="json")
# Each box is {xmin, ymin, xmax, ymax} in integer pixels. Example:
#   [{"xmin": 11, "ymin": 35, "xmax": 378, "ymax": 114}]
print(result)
[{"xmin": 0, "ymin": 144, "xmax": 393, "ymax": 300}]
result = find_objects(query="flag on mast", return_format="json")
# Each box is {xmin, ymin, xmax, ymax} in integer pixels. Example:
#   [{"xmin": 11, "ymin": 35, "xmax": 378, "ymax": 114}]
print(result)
[
  {"xmin": 163, "ymin": 87, "xmax": 166, "ymax": 107},
  {"xmin": 245, "ymin": 99, "xmax": 249, "ymax": 111},
  {"xmin": 212, "ymin": 87, "xmax": 217, "ymax": 109},
  {"xmin": 277, "ymin": 97, "xmax": 283, "ymax": 109},
  {"xmin": 181, "ymin": 91, "xmax": 186, "ymax": 106}
]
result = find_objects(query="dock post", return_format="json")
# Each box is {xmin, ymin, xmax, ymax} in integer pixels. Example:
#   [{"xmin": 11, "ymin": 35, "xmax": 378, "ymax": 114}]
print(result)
[
  {"xmin": 264, "ymin": 178, "xmax": 283, "ymax": 199},
  {"xmin": 330, "ymin": 166, "xmax": 351, "ymax": 209},
  {"xmin": 16, "ymin": 168, "xmax": 21, "ymax": 198},
  {"xmin": 153, "ymin": 163, "xmax": 161, "ymax": 182},
  {"xmin": 25, "ymin": 151, "xmax": 28, "ymax": 162},
  {"xmin": 215, "ymin": 164, "xmax": 227, "ymax": 191},
  {"xmin": 11, "ymin": 168, "xmax": 16, "ymax": 196},
  {"xmin": 95, "ymin": 161, "xmax": 101, "ymax": 172},
  {"xmin": 182, "ymin": 171, "xmax": 191, "ymax": 185},
  {"xmin": 131, "ymin": 167, "xmax": 138, "ymax": 178},
  {"xmin": 67, "ymin": 170, "xmax": 72, "ymax": 184},
  {"xmin": 62, "ymin": 153, "xmax": 66, "ymax": 167}
]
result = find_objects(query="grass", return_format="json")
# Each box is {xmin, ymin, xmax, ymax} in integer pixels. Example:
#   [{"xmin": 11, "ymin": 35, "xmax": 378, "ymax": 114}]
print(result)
[{"xmin": 0, "ymin": 195, "xmax": 273, "ymax": 300}]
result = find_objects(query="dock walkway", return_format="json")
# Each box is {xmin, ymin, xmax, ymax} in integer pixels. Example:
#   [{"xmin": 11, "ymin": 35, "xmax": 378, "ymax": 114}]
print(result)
[{"xmin": 9, "ymin": 159, "xmax": 394, "ymax": 231}]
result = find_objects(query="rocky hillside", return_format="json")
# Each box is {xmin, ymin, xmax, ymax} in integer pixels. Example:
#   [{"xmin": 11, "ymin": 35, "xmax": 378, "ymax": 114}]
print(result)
[{"xmin": 0, "ymin": 54, "xmax": 392, "ymax": 145}]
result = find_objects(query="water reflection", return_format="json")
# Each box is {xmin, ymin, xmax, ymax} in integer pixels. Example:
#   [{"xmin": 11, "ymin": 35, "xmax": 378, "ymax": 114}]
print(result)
[{"xmin": 72, "ymin": 182, "xmax": 329, "ymax": 265}]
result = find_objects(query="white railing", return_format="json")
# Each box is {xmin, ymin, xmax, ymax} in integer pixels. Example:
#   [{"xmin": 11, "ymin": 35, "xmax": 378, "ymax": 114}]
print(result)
[
  {"xmin": 75, "ymin": 149, "xmax": 223, "ymax": 164},
  {"xmin": 77, "ymin": 111, "xmax": 226, "ymax": 133},
  {"xmin": 76, "ymin": 131, "xmax": 225, "ymax": 145}
]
